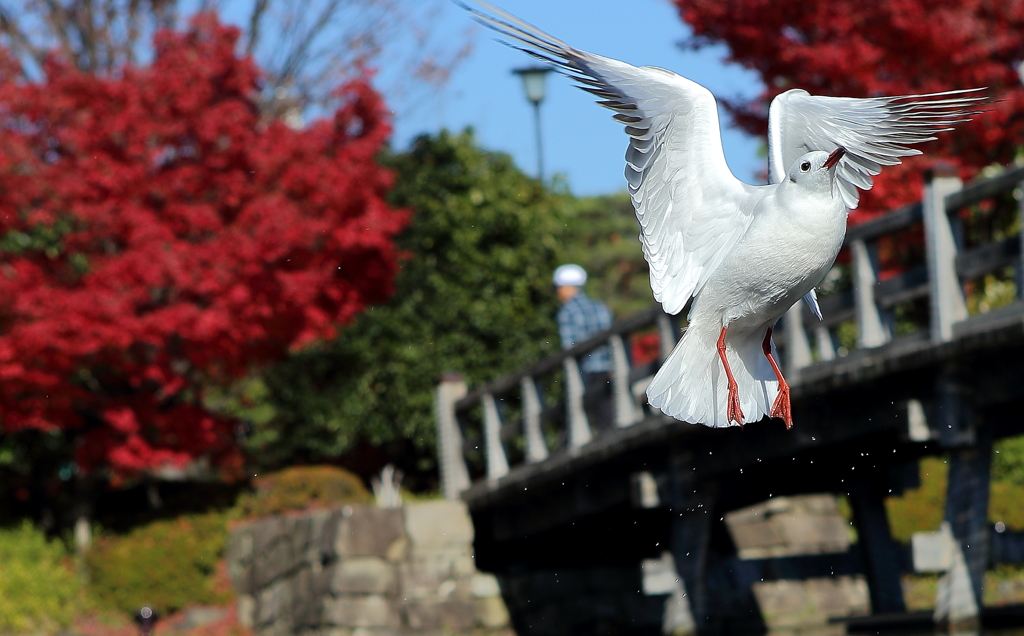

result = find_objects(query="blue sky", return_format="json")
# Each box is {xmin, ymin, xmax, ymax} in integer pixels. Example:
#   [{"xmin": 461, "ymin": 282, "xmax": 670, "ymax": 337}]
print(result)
[{"xmin": 384, "ymin": 0, "xmax": 767, "ymax": 197}]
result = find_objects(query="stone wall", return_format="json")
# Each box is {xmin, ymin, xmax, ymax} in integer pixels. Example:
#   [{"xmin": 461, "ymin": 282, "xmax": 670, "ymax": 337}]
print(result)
[
  {"xmin": 227, "ymin": 500, "xmax": 513, "ymax": 636},
  {"xmin": 726, "ymin": 494, "xmax": 870, "ymax": 633}
]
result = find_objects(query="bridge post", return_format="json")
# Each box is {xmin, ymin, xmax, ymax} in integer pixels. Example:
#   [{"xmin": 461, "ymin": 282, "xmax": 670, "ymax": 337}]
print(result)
[
  {"xmin": 928, "ymin": 371, "xmax": 991, "ymax": 630},
  {"xmin": 482, "ymin": 393, "xmax": 510, "ymax": 481},
  {"xmin": 814, "ymin": 322, "xmax": 836, "ymax": 361},
  {"xmin": 922, "ymin": 166, "xmax": 966, "ymax": 342},
  {"xmin": 521, "ymin": 376, "xmax": 549, "ymax": 463},
  {"xmin": 435, "ymin": 372, "xmax": 470, "ymax": 500},
  {"xmin": 609, "ymin": 334, "xmax": 639, "ymax": 427},
  {"xmin": 668, "ymin": 455, "xmax": 764, "ymax": 635},
  {"xmin": 783, "ymin": 303, "xmax": 812, "ymax": 374},
  {"xmin": 563, "ymin": 356, "xmax": 593, "ymax": 449},
  {"xmin": 852, "ymin": 238, "xmax": 890, "ymax": 348},
  {"xmin": 847, "ymin": 481, "xmax": 906, "ymax": 614}
]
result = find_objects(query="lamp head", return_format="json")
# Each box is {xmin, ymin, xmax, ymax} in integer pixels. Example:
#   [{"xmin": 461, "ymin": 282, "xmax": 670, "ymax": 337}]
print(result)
[{"xmin": 513, "ymin": 66, "xmax": 552, "ymax": 104}]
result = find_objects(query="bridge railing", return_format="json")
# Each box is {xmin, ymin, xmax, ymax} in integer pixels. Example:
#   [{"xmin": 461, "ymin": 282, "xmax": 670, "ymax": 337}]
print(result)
[
  {"xmin": 435, "ymin": 303, "xmax": 681, "ymax": 497},
  {"xmin": 436, "ymin": 162, "xmax": 1024, "ymax": 499}
]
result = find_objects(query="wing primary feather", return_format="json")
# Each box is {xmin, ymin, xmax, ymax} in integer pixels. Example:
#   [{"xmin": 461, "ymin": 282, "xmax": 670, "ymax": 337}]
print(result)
[
  {"xmin": 597, "ymin": 100, "xmax": 637, "ymax": 111},
  {"xmin": 614, "ymin": 113, "xmax": 644, "ymax": 124}
]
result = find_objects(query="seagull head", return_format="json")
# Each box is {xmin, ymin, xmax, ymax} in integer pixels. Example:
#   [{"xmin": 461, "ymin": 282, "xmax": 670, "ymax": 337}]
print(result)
[{"xmin": 786, "ymin": 148, "xmax": 846, "ymax": 195}]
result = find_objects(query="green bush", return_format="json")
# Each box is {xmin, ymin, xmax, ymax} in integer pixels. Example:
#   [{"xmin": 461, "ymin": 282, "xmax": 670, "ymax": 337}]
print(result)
[
  {"xmin": 994, "ymin": 434, "xmax": 1024, "ymax": 486},
  {"xmin": 0, "ymin": 521, "xmax": 80, "ymax": 633},
  {"xmin": 85, "ymin": 511, "xmax": 231, "ymax": 616},
  {"xmin": 885, "ymin": 451, "xmax": 1024, "ymax": 543},
  {"xmin": 885, "ymin": 456, "xmax": 947, "ymax": 543},
  {"xmin": 233, "ymin": 465, "xmax": 370, "ymax": 519}
]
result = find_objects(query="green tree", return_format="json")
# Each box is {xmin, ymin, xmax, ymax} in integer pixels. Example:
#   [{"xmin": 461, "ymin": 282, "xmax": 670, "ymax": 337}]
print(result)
[
  {"xmin": 246, "ymin": 130, "xmax": 569, "ymax": 483},
  {"xmin": 561, "ymin": 192, "xmax": 652, "ymax": 318}
]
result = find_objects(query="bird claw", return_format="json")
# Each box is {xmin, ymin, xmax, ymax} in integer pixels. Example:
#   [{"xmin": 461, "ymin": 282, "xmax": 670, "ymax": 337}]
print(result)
[
  {"xmin": 727, "ymin": 383, "xmax": 745, "ymax": 426},
  {"xmin": 770, "ymin": 386, "xmax": 792, "ymax": 429}
]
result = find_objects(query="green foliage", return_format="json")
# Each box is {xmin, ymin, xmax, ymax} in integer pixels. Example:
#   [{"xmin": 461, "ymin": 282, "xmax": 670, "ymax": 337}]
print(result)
[
  {"xmin": 0, "ymin": 521, "xmax": 80, "ymax": 633},
  {"xmin": 989, "ymin": 481, "xmax": 1024, "ymax": 531},
  {"xmin": 85, "ymin": 512, "xmax": 231, "ymax": 616},
  {"xmin": 885, "ymin": 456, "xmax": 947, "ymax": 544},
  {"xmin": 247, "ymin": 130, "xmax": 569, "ymax": 476},
  {"xmin": 233, "ymin": 465, "xmax": 371, "ymax": 519},
  {"xmin": 560, "ymin": 192, "xmax": 652, "ymax": 318},
  {"xmin": 993, "ymin": 434, "xmax": 1024, "ymax": 486},
  {"xmin": 885, "ymin": 447, "xmax": 1024, "ymax": 544}
]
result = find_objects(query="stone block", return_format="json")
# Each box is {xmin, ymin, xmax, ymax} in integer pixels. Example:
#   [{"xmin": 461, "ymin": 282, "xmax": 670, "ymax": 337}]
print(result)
[
  {"xmin": 798, "ymin": 494, "xmax": 840, "ymax": 514},
  {"xmin": 404, "ymin": 600, "xmax": 475, "ymax": 631},
  {"xmin": 257, "ymin": 579, "xmax": 293, "ymax": 626},
  {"xmin": 775, "ymin": 514, "xmax": 850, "ymax": 553},
  {"xmin": 470, "ymin": 573, "xmax": 501, "ymax": 598},
  {"xmin": 398, "ymin": 551, "xmax": 467, "ymax": 599},
  {"xmin": 753, "ymin": 576, "xmax": 868, "ymax": 630},
  {"xmin": 474, "ymin": 596, "xmax": 510, "ymax": 628},
  {"xmin": 335, "ymin": 507, "xmax": 406, "ymax": 560},
  {"xmin": 752, "ymin": 580, "xmax": 817, "ymax": 629},
  {"xmin": 728, "ymin": 520, "xmax": 785, "ymax": 551},
  {"xmin": 404, "ymin": 500, "xmax": 474, "ymax": 550},
  {"xmin": 764, "ymin": 496, "xmax": 792, "ymax": 514},
  {"xmin": 227, "ymin": 530, "xmax": 255, "ymax": 594},
  {"xmin": 322, "ymin": 597, "xmax": 399, "ymax": 629},
  {"xmin": 253, "ymin": 517, "xmax": 287, "ymax": 559},
  {"xmin": 351, "ymin": 629, "xmax": 401, "ymax": 636},
  {"xmin": 402, "ymin": 602, "xmax": 439, "ymax": 630},
  {"xmin": 805, "ymin": 576, "xmax": 869, "ymax": 616},
  {"xmin": 294, "ymin": 567, "xmax": 326, "ymax": 628},
  {"xmin": 237, "ymin": 595, "xmax": 256, "ymax": 628},
  {"xmin": 330, "ymin": 557, "xmax": 396, "ymax": 595},
  {"xmin": 228, "ymin": 528, "xmax": 255, "ymax": 565},
  {"xmin": 255, "ymin": 534, "xmax": 296, "ymax": 588},
  {"xmin": 264, "ymin": 617, "xmax": 295, "ymax": 636}
]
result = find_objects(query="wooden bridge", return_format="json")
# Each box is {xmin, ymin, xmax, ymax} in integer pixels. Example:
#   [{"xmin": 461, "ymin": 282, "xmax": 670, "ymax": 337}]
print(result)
[{"xmin": 434, "ymin": 165, "xmax": 1024, "ymax": 635}]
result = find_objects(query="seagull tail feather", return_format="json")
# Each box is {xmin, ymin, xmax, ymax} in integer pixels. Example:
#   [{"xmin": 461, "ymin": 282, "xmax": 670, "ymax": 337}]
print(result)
[{"xmin": 647, "ymin": 320, "xmax": 778, "ymax": 428}]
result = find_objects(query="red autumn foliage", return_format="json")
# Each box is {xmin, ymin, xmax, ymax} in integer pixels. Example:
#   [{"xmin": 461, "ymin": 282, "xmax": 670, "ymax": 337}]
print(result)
[
  {"xmin": 0, "ymin": 14, "xmax": 407, "ymax": 478},
  {"xmin": 630, "ymin": 332, "xmax": 661, "ymax": 367},
  {"xmin": 672, "ymin": 0, "xmax": 1024, "ymax": 219}
]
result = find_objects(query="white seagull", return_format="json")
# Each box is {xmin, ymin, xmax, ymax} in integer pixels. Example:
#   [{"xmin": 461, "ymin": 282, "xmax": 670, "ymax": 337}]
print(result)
[{"xmin": 460, "ymin": 1, "xmax": 982, "ymax": 429}]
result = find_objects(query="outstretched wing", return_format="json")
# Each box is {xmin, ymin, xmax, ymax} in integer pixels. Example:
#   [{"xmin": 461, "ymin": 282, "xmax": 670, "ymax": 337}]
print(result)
[
  {"xmin": 460, "ymin": 1, "xmax": 758, "ymax": 315},
  {"xmin": 768, "ymin": 89, "xmax": 984, "ymax": 209}
]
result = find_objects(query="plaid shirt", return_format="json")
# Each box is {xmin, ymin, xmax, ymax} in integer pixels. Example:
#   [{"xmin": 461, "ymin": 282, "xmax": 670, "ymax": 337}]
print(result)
[{"xmin": 557, "ymin": 292, "xmax": 613, "ymax": 373}]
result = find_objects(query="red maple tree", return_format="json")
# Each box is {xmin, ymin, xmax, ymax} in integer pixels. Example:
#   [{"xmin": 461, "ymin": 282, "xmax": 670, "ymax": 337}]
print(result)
[
  {"xmin": 0, "ymin": 14, "xmax": 406, "ymax": 479},
  {"xmin": 673, "ymin": 0, "xmax": 1024, "ymax": 217}
]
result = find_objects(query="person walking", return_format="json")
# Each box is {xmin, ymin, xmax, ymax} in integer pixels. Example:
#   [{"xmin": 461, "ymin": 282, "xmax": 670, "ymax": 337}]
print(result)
[{"xmin": 554, "ymin": 264, "xmax": 614, "ymax": 432}]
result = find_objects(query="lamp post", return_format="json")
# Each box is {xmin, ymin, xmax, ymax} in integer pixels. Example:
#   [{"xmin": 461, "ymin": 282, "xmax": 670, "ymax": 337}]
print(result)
[{"xmin": 513, "ymin": 66, "xmax": 552, "ymax": 180}]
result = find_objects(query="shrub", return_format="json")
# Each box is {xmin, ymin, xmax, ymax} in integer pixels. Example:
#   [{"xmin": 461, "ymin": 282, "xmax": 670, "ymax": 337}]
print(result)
[
  {"xmin": 232, "ymin": 465, "xmax": 370, "ymax": 519},
  {"xmin": 993, "ymin": 434, "xmax": 1024, "ymax": 487},
  {"xmin": 885, "ymin": 456, "xmax": 947, "ymax": 543},
  {"xmin": 885, "ymin": 452, "xmax": 1024, "ymax": 543},
  {"xmin": 85, "ymin": 512, "xmax": 231, "ymax": 616},
  {"xmin": 0, "ymin": 521, "xmax": 80, "ymax": 633},
  {"xmin": 989, "ymin": 481, "xmax": 1024, "ymax": 530}
]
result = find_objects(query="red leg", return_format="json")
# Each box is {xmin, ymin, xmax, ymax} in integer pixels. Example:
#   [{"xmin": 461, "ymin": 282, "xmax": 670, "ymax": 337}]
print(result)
[
  {"xmin": 761, "ymin": 328, "xmax": 793, "ymax": 429},
  {"xmin": 716, "ymin": 326, "xmax": 744, "ymax": 426}
]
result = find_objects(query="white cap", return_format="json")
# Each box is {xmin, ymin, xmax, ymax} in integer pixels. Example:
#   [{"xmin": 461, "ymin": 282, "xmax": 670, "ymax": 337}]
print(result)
[{"xmin": 553, "ymin": 264, "xmax": 587, "ymax": 287}]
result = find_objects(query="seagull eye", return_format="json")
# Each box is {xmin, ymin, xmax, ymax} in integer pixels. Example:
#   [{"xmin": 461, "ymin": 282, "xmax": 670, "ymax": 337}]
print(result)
[{"xmin": 800, "ymin": 161, "xmax": 811, "ymax": 172}]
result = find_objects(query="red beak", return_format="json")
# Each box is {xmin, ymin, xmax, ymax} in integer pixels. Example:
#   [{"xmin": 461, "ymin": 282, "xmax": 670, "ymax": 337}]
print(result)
[{"xmin": 823, "ymin": 147, "xmax": 846, "ymax": 169}]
